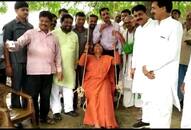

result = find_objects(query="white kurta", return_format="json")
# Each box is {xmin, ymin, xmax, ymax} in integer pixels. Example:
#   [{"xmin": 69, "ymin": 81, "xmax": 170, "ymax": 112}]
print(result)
[
  {"xmin": 119, "ymin": 25, "xmax": 142, "ymax": 108},
  {"xmin": 131, "ymin": 18, "xmax": 157, "ymax": 123},
  {"xmin": 132, "ymin": 18, "xmax": 156, "ymax": 94},
  {"xmin": 145, "ymin": 16, "xmax": 183, "ymax": 128},
  {"xmin": 181, "ymin": 54, "xmax": 191, "ymax": 128}
]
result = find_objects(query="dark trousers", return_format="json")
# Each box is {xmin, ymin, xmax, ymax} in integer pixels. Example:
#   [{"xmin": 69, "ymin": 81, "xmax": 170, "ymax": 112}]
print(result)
[
  {"xmin": 0, "ymin": 68, "xmax": 6, "ymax": 84},
  {"xmin": 73, "ymin": 65, "xmax": 84, "ymax": 110},
  {"xmin": 178, "ymin": 64, "xmax": 187, "ymax": 102},
  {"xmin": 24, "ymin": 74, "xmax": 53, "ymax": 124},
  {"xmin": 11, "ymin": 63, "xmax": 27, "ymax": 108}
]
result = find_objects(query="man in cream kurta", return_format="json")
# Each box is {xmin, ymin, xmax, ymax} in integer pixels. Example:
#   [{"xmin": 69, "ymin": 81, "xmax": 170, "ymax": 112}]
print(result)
[
  {"xmin": 143, "ymin": 0, "xmax": 183, "ymax": 128},
  {"xmin": 50, "ymin": 14, "xmax": 79, "ymax": 119},
  {"xmin": 177, "ymin": 12, "xmax": 191, "ymax": 108}
]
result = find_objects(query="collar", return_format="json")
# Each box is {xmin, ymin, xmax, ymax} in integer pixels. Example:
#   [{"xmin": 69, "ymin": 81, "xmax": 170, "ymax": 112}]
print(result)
[
  {"xmin": 37, "ymin": 28, "xmax": 52, "ymax": 35},
  {"xmin": 158, "ymin": 16, "xmax": 171, "ymax": 24},
  {"xmin": 73, "ymin": 25, "xmax": 86, "ymax": 32},
  {"xmin": 142, "ymin": 18, "xmax": 153, "ymax": 28},
  {"xmin": 15, "ymin": 17, "xmax": 28, "ymax": 24}
]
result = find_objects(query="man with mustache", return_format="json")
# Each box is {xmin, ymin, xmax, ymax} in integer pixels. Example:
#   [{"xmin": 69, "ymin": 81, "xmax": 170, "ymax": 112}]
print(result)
[
  {"xmin": 131, "ymin": 4, "xmax": 157, "ymax": 128},
  {"xmin": 50, "ymin": 13, "xmax": 58, "ymax": 31},
  {"xmin": 119, "ymin": 15, "xmax": 140, "ymax": 109},
  {"xmin": 3, "ymin": 2, "xmax": 33, "ymax": 109},
  {"xmin": 73, "ymin": 11, "xmax": 87, "ymax": 110},
  {"xmin": 57, "ymin": 8, "xmax": 68, "ymax": 28},
  {"xmin": 6, "ymin": 11, "xmax": 63, "ymax": 125},
  {"xmin": 93, "ymin": 7, "xmax": 122, "ymax": 85},
  {"xmin": 50, "ymin": 14, "xmax": 79, "ymax": 120},
  {"xmin": 142, "ymin": 0, "xmax": 183, "ymax": 128},
  {"xmin": 87, "ymin": 14, "xmax": 98, "ymax": 54},
  {"xmin": 119, "ymin": 9, "xmax": 131, "ymax": 27}
]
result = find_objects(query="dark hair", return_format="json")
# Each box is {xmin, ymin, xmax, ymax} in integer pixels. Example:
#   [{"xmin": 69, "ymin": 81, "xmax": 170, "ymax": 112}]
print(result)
[
  {"xmin": 14, "ymin": 1, "xmax": 28, "ymax": 9},
  {"xmin": 131, "ymin": 4, "xmax": 147, "ymax": 14},
  {"xmin": 171, "ymin": 9, "xmax": 181, "ymax": 16},
  {"xmin": 60, "ymin": 14, "xmax": 73, "ymax": 23},
  {"xmin": 93, "ymin": 42, "xmax": 103, "ymax": 50},
  {"xmin": 99, "ymin": 7, "xmax": 109, "ymax": 15},
  {"xmin": 52, "ymin": 13, "xmax": 57, "ymax": 19},
  {"xmin": 58, "ymin": 8, "xmax": 68, "ymax": 15},
  {"xmin": 88, "ymin": 14, "xmax": 98, "ymax": 20},
  {"xmin": 121, "ymin": 9, "xmax": 131, "ymax": 15},
  {"xmin": 75, "ymin": 11, "xmax": 86, "ymax": 18},
  {"xmin": 39, "ymin": 11, "xmax": 53, "ymax": 21},
  {"xmin": 151, "ymin": 0, "xmax": 172, "ymax": 13}
]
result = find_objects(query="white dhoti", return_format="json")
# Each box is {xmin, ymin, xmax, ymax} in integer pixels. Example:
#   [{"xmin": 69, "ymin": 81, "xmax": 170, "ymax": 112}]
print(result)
[
  {"xmin": 50, "ymin": 84, "xmax": 74, "ymax": 114},
  {"xmin": 181, "ymin": 81, "xmax": 191, "ymax": 128},
  {"xmin": 122, "ymin": 53, "xmax": 142, "ymax": 108}
]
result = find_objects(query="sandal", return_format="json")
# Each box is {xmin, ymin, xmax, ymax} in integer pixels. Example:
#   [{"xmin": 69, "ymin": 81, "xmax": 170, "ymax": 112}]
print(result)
[
  {"xmin": 40, "ymin": 117, "xmax": 56, "ymax": 125},
  {"xmin": 53, "ymin": 113, "xmax": 62, "ymax": 121}
]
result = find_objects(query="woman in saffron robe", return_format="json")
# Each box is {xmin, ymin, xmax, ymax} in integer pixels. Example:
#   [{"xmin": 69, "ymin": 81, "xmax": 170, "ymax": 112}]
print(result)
[{"xmin": 79, "ymin": 43, "xmax": 120, "ymax": 128}]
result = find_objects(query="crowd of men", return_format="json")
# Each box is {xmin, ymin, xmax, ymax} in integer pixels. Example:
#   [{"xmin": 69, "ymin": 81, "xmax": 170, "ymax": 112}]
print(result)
[{"xmin": 1, "ymin": 0, "xmax": 191, "ymax": 128}]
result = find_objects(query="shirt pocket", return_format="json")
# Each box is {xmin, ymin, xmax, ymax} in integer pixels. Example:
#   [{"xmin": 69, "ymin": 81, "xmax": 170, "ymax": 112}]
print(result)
[
  {"xmin": 159, "ymin": 32, "xmax": 170, "ymax": 45},
  {"xmin": 68, "ymin": 38, "xmax": 77, "ymax": 50}
]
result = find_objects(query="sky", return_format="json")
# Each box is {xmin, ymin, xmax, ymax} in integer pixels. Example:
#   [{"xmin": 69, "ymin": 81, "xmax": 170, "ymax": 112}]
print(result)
[{"xmin": 0, "ymin": 2, "xmax": 41, "ymax": 32}]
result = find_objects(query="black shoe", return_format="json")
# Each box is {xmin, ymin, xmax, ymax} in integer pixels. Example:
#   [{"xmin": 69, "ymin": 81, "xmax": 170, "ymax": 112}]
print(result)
[
  {"xmin": 180, "ymin": 100, "xmax": 184, "ymax": 110},
  {"xmin": 64, "ymin": 111, "xmax": 78, "ymax": 117},
  {"xmin": 14, "ymin": 123, "xmax": 23, "ymax": 129},
  {"xmin": 53, "ymin": 113, "xmax": 62, "ymax": 121},
  {"xmin": 60, "ymin": 97, "xmax": 64, "ymax": 104},
  {"xmin": 39, "ymin": 117, "xmax": 55, "ymax": 125},
  {"xmin": 10, "ymin": 105, "xmax": 22, "ymax": 109},
  {"xmin": 132, "ymin": 120, "xmax": 150, "ymax": 129}
]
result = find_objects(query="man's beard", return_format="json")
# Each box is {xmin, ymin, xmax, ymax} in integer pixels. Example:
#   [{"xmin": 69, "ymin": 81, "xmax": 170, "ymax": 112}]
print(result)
[
  {"xmin": 89, "ymin": 24, "xmax": 96, "ymax": 30},
  {"xmin": 61, "ymin": 26, "xmax": 72, "ymax": 33}
]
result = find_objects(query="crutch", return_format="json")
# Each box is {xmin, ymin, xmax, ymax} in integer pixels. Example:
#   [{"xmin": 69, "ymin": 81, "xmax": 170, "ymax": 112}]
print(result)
[
  {"xmin": 79, "ymin": 28, "xmax": 90, "ymax": 111},
  {"xmin": 112, "ymin": 31, "xmax": 123, "ymax": 109},
  {"xmin": 73, "ymin": 25, "xmax": 90, "ymax": 110},
  {"xmin": 77, "ymin": 24, "xmax": 90, "ymax": 127}
]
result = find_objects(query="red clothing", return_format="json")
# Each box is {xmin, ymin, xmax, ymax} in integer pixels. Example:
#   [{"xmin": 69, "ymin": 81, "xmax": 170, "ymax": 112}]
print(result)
[{"xmin": 79, "ymin": 54, "xmax": 119, "ymax": 128}]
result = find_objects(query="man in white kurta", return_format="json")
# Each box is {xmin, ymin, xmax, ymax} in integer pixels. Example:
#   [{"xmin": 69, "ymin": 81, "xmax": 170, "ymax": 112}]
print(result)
[
  {"xmin": 131, "ymin": 4, "xmax": 157, "ymax": 128},
  {"xmin": 50, "ymin": 14, "xmax": 79, "ymax": 119},
  {"xmin": 143, "ymin": 0, "xmax": 183, "ymax": 128},
  {"xmin": 181, "ymin": 54, "xmax": 191, "ymax": 128},
  {"xmin": 119, "ymin": 15, "xmax": 141, "ymax": 108}
]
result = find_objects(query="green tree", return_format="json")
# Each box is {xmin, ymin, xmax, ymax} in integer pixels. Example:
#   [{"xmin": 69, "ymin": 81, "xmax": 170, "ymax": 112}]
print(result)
[
  {"xmin": 0, "ymin": 2, "xmax": 8, "ymax": 14},
  {"xmin": 0, "ymin": 1, "xmax": 190, "ymax": 19}
]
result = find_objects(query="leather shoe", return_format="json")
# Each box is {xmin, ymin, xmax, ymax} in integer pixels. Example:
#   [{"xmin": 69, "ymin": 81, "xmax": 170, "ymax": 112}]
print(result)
[{"xmin": 64, "ymin": 111, "xmax": 78, "ymax": 117}]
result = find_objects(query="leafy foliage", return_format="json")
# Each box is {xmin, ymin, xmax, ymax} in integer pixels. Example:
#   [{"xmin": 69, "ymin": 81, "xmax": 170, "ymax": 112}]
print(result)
[
  {"xmin": 0, "ymin": 1, "xmax": 190, "ymax": 19},
  {"xmin": 28, "ymin": 1, "xmax": 62, "ymax": 16},
  {"xmin": 0, "ymin": 2, "xmax": 8, "ymax": 14}
]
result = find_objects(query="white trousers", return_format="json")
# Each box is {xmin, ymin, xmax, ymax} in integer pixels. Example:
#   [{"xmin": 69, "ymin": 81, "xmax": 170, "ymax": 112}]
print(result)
[
  {"xmin": 142, "ymin": 100, "xmax": 151, "ymax": 123},
  {"xmin": 50, "ymin": 84, "xmax": 74, "ymax": 114},
  {"xmin": 181, "ymin": 83, "xmax": 191, "ymax": 128},
  {"xmin": 123, "ymin": 88, "xmax": 142, "ymax": 108},
  {"xmin": 149, "ymin": 88, "xmax": 173, "ymax": 128}
]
